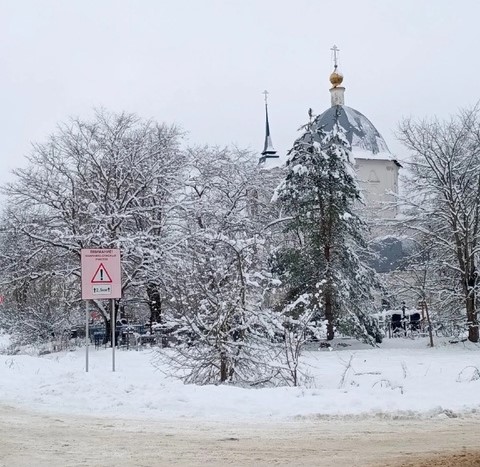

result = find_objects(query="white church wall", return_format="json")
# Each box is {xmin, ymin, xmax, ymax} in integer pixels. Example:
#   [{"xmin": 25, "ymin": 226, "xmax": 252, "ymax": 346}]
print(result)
[{"xmin": 355, "ymin": 158, "xmax": 399, "ymax": 219}]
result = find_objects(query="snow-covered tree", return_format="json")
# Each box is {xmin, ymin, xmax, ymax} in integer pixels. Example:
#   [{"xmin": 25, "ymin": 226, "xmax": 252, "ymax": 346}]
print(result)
[
  {"xmin": 273, "ymin": 109, "xmax": 381, "ymax": 344},
  {"xmin": 0, "ymin": 216, "xmax": 79, "ymax": 347},
  {"xmin": 158, "ymin": 147, "xmax": 281, "ymax": 384},
  {"xmin": 0, "ymin": 111, "xmax": 186, "ymax": 343},
  {"xmin": 397, "ymin": 106, "xmax": 480, "ymax": 342}
]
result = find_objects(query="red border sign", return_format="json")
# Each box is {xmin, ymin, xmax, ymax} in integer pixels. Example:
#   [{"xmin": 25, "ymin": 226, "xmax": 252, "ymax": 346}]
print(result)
[{"xmin": 81, "ymin": 249, "xmax": 122, "ymax": 299}]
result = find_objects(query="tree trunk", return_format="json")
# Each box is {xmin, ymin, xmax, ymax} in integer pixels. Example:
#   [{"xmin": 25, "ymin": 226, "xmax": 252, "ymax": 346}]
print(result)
[
  {"xmin": 325, "ymin": 289, "xmax": 335, "ymax": 341},
  {"xmin": 103, "ymin": 315, "xmax": 111, "ymax": 345},
  {"xmin": 146, "ymin": 283, "xmax": 162, "ymax": 324},
  {"xmin": 324, "ymin": 243, "xmax": 335, "ymax": 341},
  {"xmin": 102, "ymin": 301, "xmax": 117, "ymax": 346},
  {"xmin": 466, "ymin": 296, "xmax": 479, "ymax": 343},
  {"xmin": 424, "ymin": 301, "xmax": 434, "ymax": 348},
  {"xmin": 220, "ymin": 350, "xmax": 228, "ymax": 383}
]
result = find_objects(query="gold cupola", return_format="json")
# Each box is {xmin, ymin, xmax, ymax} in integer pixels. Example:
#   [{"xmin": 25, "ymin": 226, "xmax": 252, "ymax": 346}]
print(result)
[
  {"xmin": 329, "ymin": 45, "xmax": 345, "ymax": 106},
  {"xmin": 329, "ymin": 71, "xmax": 344, "ymax": 88}
]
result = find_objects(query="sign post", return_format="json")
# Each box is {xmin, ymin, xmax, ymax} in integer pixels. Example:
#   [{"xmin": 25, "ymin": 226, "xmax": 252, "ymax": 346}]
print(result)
[
  {"xmin": 81, "ymin": 249, "xmax": 122, "ymax": 372},
  {"xmin": 85, "ymin": 300, "xmax": 89, "ymax": 372}
]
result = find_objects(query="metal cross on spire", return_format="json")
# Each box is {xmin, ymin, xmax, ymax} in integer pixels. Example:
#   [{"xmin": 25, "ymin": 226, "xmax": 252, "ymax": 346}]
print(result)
[
  {"xmin": 262, "ymin": 89, "xmax": 269, "ymax": 105},
  {"xmin": 331, "ymin": 44, "xmax": 340, "ymax": 70}
]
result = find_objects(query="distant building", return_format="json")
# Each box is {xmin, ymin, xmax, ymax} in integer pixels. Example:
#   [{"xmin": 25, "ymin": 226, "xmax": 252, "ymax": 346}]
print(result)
[
  {"xmin": 258, "ymin": 90, "xmax": 279, "ymax": 167},
  {"xmin": 312, "ymin": 52, "xmax": 401, "ymax": 220},
  {"xmin": 259, "ymin": 48, "xmax": 409, "ymax": 277},
  {"xmin": 260, "ymin": 47, "xmax": 401, "ymax": 221}
]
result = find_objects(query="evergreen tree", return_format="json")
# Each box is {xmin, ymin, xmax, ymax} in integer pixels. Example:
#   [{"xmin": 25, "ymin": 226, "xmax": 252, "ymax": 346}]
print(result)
[{"xmin": 274, "ymin": 108, "xmax": 381, "ymax": 344}]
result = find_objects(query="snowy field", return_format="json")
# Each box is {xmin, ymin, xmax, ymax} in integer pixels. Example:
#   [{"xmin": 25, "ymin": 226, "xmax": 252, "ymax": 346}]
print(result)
[{"xmin": 1, "ymin": 332, "xmax": 479, "ymax": 422}]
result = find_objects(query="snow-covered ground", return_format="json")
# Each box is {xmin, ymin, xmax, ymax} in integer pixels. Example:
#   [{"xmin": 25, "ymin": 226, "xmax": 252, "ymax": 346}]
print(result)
[{"xmin": 1, "ymin": 332, "xmax": 479, "ymax": 422}]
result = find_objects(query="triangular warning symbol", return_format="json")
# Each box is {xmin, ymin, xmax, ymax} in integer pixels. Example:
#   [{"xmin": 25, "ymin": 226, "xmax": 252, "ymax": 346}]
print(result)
[{"xmin": 91, "ymin": 263, "xmax": 113, "ymax": 283}]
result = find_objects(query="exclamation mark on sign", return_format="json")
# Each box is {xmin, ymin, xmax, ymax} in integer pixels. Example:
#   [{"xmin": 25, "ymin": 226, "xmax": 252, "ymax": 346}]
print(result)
[{"xmin": 91, "ymin": 263, "xmax": 112, "ymax": 284}]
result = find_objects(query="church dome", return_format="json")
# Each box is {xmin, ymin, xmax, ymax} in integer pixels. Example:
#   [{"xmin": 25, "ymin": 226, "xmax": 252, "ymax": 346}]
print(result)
[
  {"xmin": 329, "ymin": 71, "xmax": 344, "ymax": 87},
  {"xmin": 312, "ymin": 105, "xmax": 391, "ymax": 157}
]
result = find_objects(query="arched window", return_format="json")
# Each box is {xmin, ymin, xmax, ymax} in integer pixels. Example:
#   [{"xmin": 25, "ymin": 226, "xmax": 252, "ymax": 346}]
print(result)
[{"xmin": 368, "ymin": 169, "xmax": 380, "ymax": 183}]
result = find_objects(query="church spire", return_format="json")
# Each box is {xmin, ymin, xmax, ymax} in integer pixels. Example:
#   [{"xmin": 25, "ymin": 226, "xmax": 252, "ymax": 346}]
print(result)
[
  {"xmin": 329, "ymin": 45, "xmax": 345, "ymax": 107},
  {"xmin": 259, "ymin": 90, "xmax": 278, "ymax": 164}
]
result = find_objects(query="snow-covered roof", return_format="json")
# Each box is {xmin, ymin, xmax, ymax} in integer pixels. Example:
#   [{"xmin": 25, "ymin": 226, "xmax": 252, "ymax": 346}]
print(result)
[
  {"xmin": 313, "ymin": 105, "xmax": 398, "ymax": 163},
  {"xmin": 258, "ymin": 155, "xmax": 284, "ymax": 170},
  {"xmin": 258, "ymin": 103, "xmax": 400, "ymax": 170}
]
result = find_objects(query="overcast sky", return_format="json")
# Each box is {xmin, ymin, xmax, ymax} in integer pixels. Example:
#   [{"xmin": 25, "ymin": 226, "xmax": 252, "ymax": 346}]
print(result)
[{"xmin": 1, "ymin": 0, "xmax": 479, "ymax": 185}]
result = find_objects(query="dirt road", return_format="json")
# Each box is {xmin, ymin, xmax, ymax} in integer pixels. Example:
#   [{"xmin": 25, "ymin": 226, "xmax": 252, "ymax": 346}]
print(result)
[{"xmin": 0, "ymin": 404, "xmax": 479, "ymax": 466}]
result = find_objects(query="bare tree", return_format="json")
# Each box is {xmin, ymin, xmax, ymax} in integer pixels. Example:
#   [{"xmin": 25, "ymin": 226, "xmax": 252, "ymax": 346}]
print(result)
[{"xmin": 397, "ymin": 106, "xmax": 480, "ymax": 342}]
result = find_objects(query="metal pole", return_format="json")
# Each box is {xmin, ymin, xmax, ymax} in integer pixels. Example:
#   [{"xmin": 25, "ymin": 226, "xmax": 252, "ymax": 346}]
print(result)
[
  {"xmin": 85, "ymin": 300, "xmax": 89, "ymax": 372},
  {"xmin": 111, "ymin": 298, "xmax": 116, "ymax": 372}
]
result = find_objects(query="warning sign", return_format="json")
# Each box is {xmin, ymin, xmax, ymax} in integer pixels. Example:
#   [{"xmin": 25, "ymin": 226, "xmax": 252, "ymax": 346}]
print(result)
[
  {"xmin": 91, "ymin": 263, "xmax": 113, "ymax": 283},
  {"xmin": 81, "ymin": 249, "xmax": 121, "ymax": 300}
]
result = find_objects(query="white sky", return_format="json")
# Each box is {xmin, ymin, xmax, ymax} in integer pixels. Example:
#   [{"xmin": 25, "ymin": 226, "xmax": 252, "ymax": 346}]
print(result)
[{"xmin": 1, "ymin": 0, "xmax": 479, "ymax": 185}]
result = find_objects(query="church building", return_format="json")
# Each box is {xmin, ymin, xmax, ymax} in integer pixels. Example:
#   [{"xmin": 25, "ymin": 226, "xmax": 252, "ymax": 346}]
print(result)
[
  {"xmin": 259, "ymin": 46, "xmax": 401, "ymax": 221},
  {"xmin": 317, "ymin": 47, "xmax": 401, "ymax": 220}
]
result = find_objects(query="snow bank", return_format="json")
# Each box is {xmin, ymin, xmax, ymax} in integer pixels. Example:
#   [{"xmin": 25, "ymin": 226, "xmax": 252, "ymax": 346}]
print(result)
[
  {"xmin": 0, "ymin": 337, "xmax": 479, "ymax": 422},
  {"xmin": 0, "ymin": 332, "xmax": 11, "ymax": 352}
]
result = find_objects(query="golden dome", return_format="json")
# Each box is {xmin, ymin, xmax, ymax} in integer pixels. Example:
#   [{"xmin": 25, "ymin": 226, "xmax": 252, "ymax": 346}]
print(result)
[{"xmin": 329, "ymin": 71, "xmax": 343, "ymax": 87}]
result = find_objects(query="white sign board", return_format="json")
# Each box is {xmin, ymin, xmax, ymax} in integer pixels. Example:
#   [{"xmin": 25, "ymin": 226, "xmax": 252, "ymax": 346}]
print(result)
[{"xmin": 81, "ymin": 249, "xmax": 122, "ymax": 300}]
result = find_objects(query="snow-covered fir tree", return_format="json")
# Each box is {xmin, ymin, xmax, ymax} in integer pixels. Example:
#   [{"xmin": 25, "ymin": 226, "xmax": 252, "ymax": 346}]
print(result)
[{"xmin": 273, "ymin": 108, "xmax": 382, "ymax": 344}]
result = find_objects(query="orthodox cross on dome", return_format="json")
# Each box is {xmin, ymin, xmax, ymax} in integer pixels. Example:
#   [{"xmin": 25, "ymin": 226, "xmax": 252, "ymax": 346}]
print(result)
[
  {"xmin": 262, "ymin": 89, "xmax": 269, "ymax": 105},
  {"xmin": 331, "ymin": 44, "xmax": 340, "ymax": 71}
]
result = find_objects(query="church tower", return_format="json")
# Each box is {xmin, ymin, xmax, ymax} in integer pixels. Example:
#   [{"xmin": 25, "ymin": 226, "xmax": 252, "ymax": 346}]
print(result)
[
  {"xmin": 311, "ymin": 45, "xmax": 401, "ymax": 220},
  {"xmin": 258, "ymin": 90, "xmax": 279, "ymax": 166}
]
